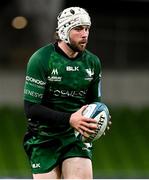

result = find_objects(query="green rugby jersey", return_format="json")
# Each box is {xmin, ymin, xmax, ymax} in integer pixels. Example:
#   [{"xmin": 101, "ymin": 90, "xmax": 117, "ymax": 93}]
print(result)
[
  {"xmin": 23, "ymin": 43, "xmax": 102, "ymax": 136},
  {"xmin": 24, "ymin": 43, "xmax": 102, "ymax": 112}
]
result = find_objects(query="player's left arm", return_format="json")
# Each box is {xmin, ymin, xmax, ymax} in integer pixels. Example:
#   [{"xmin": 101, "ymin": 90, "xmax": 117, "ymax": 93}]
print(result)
[
  {"xmin": 86, "ymin": 74, "xmax": 102, "ymax": 103},
  {"xmin": 87, "ymin": 75, "xmax": 112, "ymax": 133},
  {"xmin": 86, "ymin": 56, "xmax": 102, "ymax": 103},
  {"xmin": 86, "ymin": 57, "xmax": 112, "ymax": 132}
]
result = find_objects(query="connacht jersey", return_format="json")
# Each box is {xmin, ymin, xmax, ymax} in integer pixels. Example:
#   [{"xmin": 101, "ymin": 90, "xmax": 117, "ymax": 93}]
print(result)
[
  {"xmin": 23, "ymin": 43, "xmax": 102, "ymax": 137},
  {"xmin": 24, "ymin": 43, "xmax": 101, "ymax": 112}
]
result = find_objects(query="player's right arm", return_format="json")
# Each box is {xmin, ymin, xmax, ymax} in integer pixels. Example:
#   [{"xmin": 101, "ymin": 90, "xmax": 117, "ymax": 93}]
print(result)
[{"xmin": 23, "ymin": 51, "xmax": 71, "ymax": 128}]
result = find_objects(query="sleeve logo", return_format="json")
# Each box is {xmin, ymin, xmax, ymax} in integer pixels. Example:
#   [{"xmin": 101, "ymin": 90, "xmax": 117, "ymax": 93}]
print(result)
[{"xmin": 26, "ymin": 76, "xmax": 46, "ymax": 86}]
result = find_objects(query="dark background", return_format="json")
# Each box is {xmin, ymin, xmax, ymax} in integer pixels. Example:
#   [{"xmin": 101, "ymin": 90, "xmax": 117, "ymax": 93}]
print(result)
[{"xmin": 1, "ymin": 0, "xmax": 149, "ymax": 70}]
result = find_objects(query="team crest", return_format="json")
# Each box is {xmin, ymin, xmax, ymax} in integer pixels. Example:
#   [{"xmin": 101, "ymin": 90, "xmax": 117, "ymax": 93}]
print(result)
[
  {"xmin": 85, "ymin": 68, "xmax": 94, "ymax": 77},
  {"xmin": 85, "ymin": 68, "xmax": 94, "ymax": 81}
]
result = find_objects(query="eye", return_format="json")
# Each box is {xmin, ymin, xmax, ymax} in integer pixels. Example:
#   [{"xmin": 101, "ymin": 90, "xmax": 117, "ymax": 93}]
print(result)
[{"xmin": 73, "ymin": 26, "xmax": 83, "ymax": 31}]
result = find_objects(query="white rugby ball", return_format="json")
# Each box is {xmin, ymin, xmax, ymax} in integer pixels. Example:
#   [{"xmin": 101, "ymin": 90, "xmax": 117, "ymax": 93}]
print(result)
[{"xmin": 75, "ymin": 102, "xmax": 110, "ymax": 143}]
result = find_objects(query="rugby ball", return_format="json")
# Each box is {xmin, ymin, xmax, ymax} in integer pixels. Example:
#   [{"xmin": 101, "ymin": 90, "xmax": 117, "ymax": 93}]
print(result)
[{"xmin": 76, "ymin": 102, "xmax": 110, "ymax": 143}]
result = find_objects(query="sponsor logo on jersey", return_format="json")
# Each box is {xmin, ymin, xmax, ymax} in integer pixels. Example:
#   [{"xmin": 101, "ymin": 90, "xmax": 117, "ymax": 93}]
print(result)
[
  {"xmin": 66, "ymin": 66, "xmax": 79, "ymax": 71},
  {"xmin": 48, "ymin": 69, "xmax": 62, "ymax": 82},
  {"xmin": 48, "ymin": 76, "xmax": 62, "ymax": 82},
  {"xmin": 82, "ymin": 143, "xmax": 92, "ymax": 151},
  {"xmin": 85, "ymin": 68, "xmax": 94, "ymax": 81},
  {"xmin": 49, "ymin": 88, "xmax": 87, "ymax": 98},
  {"xmin": 51, "ymin": 68, "xmax": 58, "ymax": 75},
  {"xmin": 24, "ymin": 89, "xmax": 43, "ymax": 99},
  {"xmin": 26, "ymin": 76, "xmax": 46, "ymax": 86},
  {"xmin": 31, "ymin": 163, "xmax": 41, "ymax": 169}
]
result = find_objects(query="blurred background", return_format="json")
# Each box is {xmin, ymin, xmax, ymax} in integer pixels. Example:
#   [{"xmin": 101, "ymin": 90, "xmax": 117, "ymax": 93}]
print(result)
[{"xmin": 0, "ymin": 0, "xmax": 149, "ymax": 178}]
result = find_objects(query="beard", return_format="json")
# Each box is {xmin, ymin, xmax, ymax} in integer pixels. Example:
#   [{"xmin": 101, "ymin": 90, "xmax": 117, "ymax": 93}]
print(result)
[{"xmin": 68, "ymin": 39, "xmax": 88, "ymax": 52}]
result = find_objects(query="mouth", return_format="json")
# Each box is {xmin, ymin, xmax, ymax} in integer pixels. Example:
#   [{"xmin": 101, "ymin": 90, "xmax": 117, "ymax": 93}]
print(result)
[{"xmin": 80, "ymin": 41, "xmax": 87, "ymax": 45}]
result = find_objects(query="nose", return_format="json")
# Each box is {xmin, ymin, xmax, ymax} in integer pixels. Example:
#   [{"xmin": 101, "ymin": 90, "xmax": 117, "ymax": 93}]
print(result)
[{"xmin": 81, "ymin": 28, "xmax": 89, "ymax": 37}]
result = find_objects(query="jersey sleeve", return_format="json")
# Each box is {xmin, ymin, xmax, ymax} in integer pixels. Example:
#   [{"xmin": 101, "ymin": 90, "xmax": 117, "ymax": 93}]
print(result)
[
  {"xmin": 86, "ymin": 57, "xmax": 102, "ymax": 103},
  {"xmin": 23, "ymin": 52, "xmax": 47, "ymax": 103}
]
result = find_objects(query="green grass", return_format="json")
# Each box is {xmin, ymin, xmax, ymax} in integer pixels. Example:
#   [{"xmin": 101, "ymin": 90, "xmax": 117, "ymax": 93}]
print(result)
[
  {"xmin": 0, "ymin": 106, "xmax": 149, "ymax": 178},
  {"xmin": 92, "ymin": 107, "xmax": 149, "ymax": 178},
  {"xmin": 0, "ymin": 107, "xmax": 31, "ymax": 178}
]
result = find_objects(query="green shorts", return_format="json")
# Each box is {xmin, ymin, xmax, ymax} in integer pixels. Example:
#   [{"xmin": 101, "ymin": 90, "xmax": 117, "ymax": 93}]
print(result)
[{"xmin": 23, "ymin": 130, "xmax": 92, "ymax": 174}]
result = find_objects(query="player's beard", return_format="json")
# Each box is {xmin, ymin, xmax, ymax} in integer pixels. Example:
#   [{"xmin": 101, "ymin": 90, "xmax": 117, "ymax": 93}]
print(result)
[{"xmin": 68, "ymin": 39, "xmax": 88, "ymax": 52}]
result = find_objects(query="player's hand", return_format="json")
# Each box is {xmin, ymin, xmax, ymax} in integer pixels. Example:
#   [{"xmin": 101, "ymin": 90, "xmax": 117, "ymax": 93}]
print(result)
[
  {"xmin": 69, "ymin": 105, "xmax": 98, "ymax": 136},
  {"xmin": 103, "ymin": 115, "xmax": 112, "ymax": 136}
]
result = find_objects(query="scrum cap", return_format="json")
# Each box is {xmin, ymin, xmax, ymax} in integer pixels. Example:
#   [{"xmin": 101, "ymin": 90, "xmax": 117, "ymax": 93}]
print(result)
[{"xmin": 57, "ymin": 7, "xmax": 91, "ymax": 43}]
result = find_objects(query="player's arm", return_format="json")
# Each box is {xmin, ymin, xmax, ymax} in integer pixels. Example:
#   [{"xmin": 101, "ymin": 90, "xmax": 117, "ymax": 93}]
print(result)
[
  {"xmin": 86, "ymin": 73, "xmax": 102, "ymax": 103},
  {"xmin": 92, "ymin": 76, "xmax": 101, "ymax": 102},
  {"xmin": 86, "ymin": 57, "xmax": 112, "ymax": 132},
  {"xmin": 24, "ymin": 100, "xmax": 71, "ymax": 128},
  {"xmin": 87, "ymin": 73, "xmax": 112, "ymax": 133},
  {"xmin": 23, "ymin": 51, "xmax": 72, "ymax": 128},
  {"xmin": 69, "ymin": 105, "xmax": 97, "ymax": 135},
  {"xmin": 24, "ymin": 101, "xmax": 97, "ymax": 134},
  {"xmin": 86, "ymin": 56, "xmax": 102, "ymax": 103}
]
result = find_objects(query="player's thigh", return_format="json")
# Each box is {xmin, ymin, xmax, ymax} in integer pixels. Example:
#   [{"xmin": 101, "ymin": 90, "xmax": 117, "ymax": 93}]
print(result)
[
  {"xmin": 32, "ymin": 166, "xmax": 61, "ymax": 179},
  {"xmin": 62, "ymin": 157, "xmax": 93, "ymax": 179}
]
